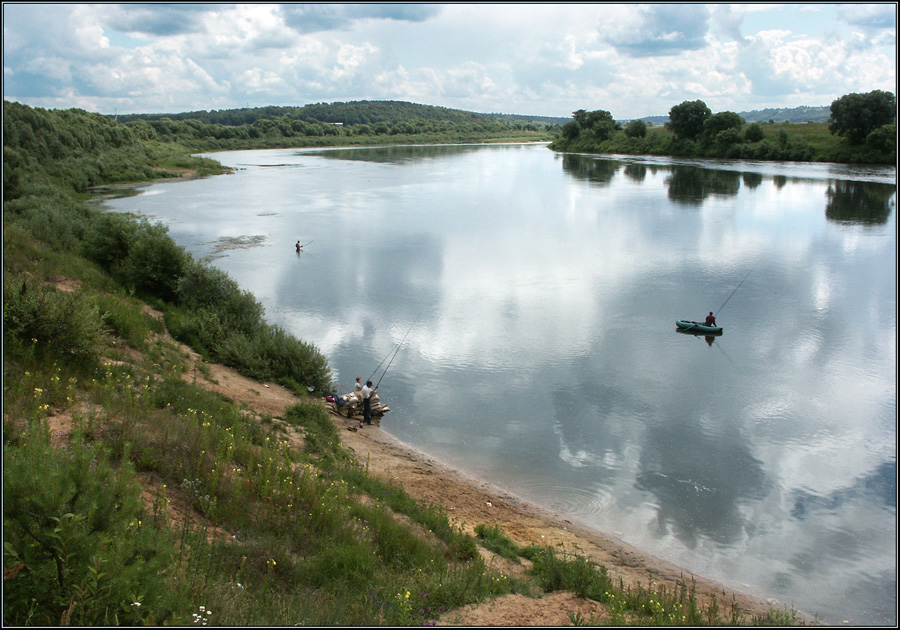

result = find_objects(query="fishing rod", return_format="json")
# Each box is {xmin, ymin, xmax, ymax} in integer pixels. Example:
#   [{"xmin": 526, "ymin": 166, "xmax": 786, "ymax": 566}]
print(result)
[
  {"xmin": 374, "ymin": 319, "xmax": 417, "ymax": 389},
  {"xmin": 713, "ymin": 338, "xmax": 737, "ymax": 368},
  {"xmin": 714, "ymin": 268, "xmax": 753, "ymax": 317},
  {"xmin": 365, "ymin": 320, "xmax": 414, "ymax": 384},
  {"xmin": 366, "ymin": 346, "xmax": 394, "ymax": 384}
]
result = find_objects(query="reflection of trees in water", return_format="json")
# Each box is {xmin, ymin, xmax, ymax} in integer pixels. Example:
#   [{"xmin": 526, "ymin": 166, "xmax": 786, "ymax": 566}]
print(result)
[
  {"xmin": 825, "ymin": 181, "xmax": 896, "ymax": 225},
  {"xmin": 556, "ymin": 155, "xmax": 896, "ymax": 223},
  {"xmin": 560, "ymin": 154, "xmax": 621, "ymax": 186},
  {"xmin": 665, "ymin": 166, "xmax": 742, "ymax": 205},
  {"xmin": 306, "ymin": 144, "xmax": 489, "ymax": 164},
  {"xmin": 624, "ymin": 163, "xmax": 648, "ymax": 183},
  {"xmin": 742, "ymin": 172, "xmax": 764, "ymax": 189}
]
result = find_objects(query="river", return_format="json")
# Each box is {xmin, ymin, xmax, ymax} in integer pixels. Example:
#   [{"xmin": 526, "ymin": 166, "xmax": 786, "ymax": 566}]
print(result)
[{"xmin": 98, "ymin": 143, "xmax": 897, "ymax": 625}]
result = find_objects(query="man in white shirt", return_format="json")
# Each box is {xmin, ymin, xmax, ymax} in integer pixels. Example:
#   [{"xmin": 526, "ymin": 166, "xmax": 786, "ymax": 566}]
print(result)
[{"xmin": 359, "ymin": 380, "xmax": 375, "ymax": 428}]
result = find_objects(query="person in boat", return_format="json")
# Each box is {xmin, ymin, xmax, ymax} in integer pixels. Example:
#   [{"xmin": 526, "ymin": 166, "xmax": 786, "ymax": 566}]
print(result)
[{"xmin": 704, "ymin": 312, "xmax": 716, "ymax": 326}]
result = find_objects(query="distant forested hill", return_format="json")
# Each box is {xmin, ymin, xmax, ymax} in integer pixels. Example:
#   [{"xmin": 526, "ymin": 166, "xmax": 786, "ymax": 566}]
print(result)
[
  {"xmin": 635, "ymin": 105, "xmax": 831, "ymax": 125},
  {"xmin": 114, "ymin": 100, "xmax": 829, "ymax": 130},
  {"xmin": 116, "ymin": 100, "xmax": 568, "ymax": 127},
  {"xmin": 735, "ymin": 105, "xmax": 831, "ymax": 123}
]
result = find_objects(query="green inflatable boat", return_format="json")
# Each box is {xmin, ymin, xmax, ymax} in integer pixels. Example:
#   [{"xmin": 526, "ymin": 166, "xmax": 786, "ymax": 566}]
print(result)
[{"xmin": 676, "ymin": 320, "xmax": 723, "ymax": 334}]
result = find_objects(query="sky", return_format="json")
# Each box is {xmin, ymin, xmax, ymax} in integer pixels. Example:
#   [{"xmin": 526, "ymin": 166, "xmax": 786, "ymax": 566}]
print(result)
[{"xmin": 2, "ymin": 3, "xmax": 897, "ymax": 119}]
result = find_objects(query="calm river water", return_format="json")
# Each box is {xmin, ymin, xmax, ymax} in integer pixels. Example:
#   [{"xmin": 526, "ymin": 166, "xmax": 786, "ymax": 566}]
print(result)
[{"xmin": 100, "ymin": 144, "xmax": 896, "ymax": 625}]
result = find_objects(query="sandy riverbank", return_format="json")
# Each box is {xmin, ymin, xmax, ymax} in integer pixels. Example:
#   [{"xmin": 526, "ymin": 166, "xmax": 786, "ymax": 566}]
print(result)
[
  {"xmin": 181, "ymin": 345, "xmax": 811, "ymax": 625},
  {"xmin": 339, "ymin": 413, "xmax": 808, "ymax": 625}
]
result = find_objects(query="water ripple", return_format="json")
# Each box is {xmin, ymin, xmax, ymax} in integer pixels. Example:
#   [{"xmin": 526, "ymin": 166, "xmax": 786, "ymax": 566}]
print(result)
[{"xmin": 514, "ymin": 481, "xmax": 613, "ymax": 519}]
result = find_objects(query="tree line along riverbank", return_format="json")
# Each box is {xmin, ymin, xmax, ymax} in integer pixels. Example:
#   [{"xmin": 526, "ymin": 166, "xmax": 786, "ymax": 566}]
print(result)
[
  {"xmin": 4, "ymin": 99, "xmax": 816, "ymax": 625},
  {"xmin": 550, "ymin": 91, "xmax": 896, "ymax": 165}
]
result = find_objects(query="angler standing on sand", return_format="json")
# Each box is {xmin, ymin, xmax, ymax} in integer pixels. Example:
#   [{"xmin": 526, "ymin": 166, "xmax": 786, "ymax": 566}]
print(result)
[{"xmin": 359, "ymin": 380, "xmax": 375, "ymax": 428}]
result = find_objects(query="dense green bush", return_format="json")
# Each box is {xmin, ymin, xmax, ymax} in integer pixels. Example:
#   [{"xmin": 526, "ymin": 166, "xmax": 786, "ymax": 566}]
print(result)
[
  {"xmin": 744, "ymin": 122, "xmax": 765, "ymax": 142},
  {"xmin": 176, "ymin": 260, "xmax": 264, "ymax": 335},
  {"xmin": 866, "ymin": 123, "xmax": 897, "ymax": 160},
  {"xmin": 715, "ymin": 128, "xmax": 743, "ymax": 149},
  {"xmin": 118, "ymin": 221, "xmax": 189, "ymax": 302},
  {"xmin": 4, "ymin": 191, "xmax": 93, "ymax": 254},
  {"xmin": 214, "ymin": 325, "xmax": 333, "ymax": 393},
  {"xmin": 623, "ymin": 119, "xmax": 647, "ymax": 139},
  {"xmin": 83, "ymin": 211, "xmax": 140, "ymax": 269},
  {"xmin": 522, "ymin": 546, "xmax": 613, "ymax": 601},
  {"xmin": 3, "ymin": 274, "xmax": 105, "ymax": 363},
  {"xmin": 3, "ymin": 436, "xmax": 177, "ymax": 625}
]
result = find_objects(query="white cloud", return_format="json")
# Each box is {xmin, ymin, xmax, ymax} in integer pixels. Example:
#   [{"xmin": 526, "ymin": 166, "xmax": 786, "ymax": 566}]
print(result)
[
  {"xmin": 836, "ymin": 3, "xmax": 897, "ymax": 29},
  {"xmin": 598, "ymin": 4, "xmax": 712, "ymax": 56},
  {"xmin": 99, "ymin": 3, "xmax": 215, "ymax": 37},
  {"xmin": 279, "ymin": 3, "xmax": 441, "ymax": 34},
  {"xmin": 334, "ymin": 42, "xmax": 379, "ymax": 79},
  {"xmin": 2, "ymin": 3, "xmax": 896, "ymax": 116},
  {"xmin": 737, "ymin": 26, "xmax": 896, "ymax": 101},
  {"xmin": 238, "ymin": 67, "xmax": 288, "ymax": 94}
]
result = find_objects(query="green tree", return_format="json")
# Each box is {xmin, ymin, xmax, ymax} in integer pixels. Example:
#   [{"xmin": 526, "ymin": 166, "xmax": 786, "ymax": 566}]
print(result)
[
  {"xmin": 561, "ymin": 120, "xmax": 581, "ymax": 140},
  {"xmin": 572, "ymin": 109, "xmax": 589, "ymax": 128},
  {"xmin": 584, "ymin": 109, "xmax": 614, "ymax": 128},
  {"xmin": 623, "ymin": 119, "xmax": 647, "ymax": 139},
  {"xmin": 667, "ymin": 100, "xmax": 711, "ymax": 140},
  {"xmin": 744, "ymin": 122, "xmax": 765, "ymax": 143},
  {"xmin": 704, "ymin": 111, "xmax": 744, "ymax": 139},
  {"xmin": 829, "ymin": 90, "xmax": 897, "ymax": 144},
  {"xmin": 716, "ymin": 128, "xmax": 743, "ymax": 149},
  {"xmin": 591, "ymin": 120, "xmax": 618, "ymax": 142},
  {"xmin": 865, "ymin": 123, "xmax": 896, "ymax": 155}
]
